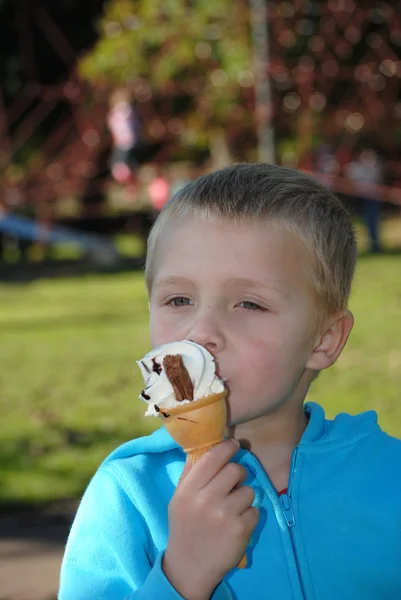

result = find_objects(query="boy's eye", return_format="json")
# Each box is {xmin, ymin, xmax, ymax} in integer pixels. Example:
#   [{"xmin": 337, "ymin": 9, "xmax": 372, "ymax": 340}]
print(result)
[
  {"xmin": 169, "ymin": 297, "xmax": 193, "ymax": 307},
  {"xmin": 238, "ymin": 300, "xmax": 265, "ymax": 311}
]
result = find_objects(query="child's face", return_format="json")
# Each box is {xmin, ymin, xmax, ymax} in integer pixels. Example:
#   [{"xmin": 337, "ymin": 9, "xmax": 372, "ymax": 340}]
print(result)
[{"xmin": 149, "ymin": 216, "xmax": 321, "ymax": 427}]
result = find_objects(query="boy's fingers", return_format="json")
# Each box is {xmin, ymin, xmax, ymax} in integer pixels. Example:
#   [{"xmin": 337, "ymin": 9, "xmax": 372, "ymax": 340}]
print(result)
[
  {"xmin": 207, "ymin": 462, "xmax": 248, "ymax": 498},
  {"xmin": 180, "ymin": 439, "xmax": 240, "ymax": 491},
  {"xmin": 225, "ymin": 485, "xmax": 255, "ymax": 515},
  {"xmin": 242, "ymin": 506, "xmax": 260, "ymax": 528},
  {"xmin": 178, "ymin": 458, "xmax": 192, "ymax": 483}
]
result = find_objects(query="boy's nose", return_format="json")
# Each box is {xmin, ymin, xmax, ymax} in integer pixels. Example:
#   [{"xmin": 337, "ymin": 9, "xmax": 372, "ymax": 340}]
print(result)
[{"xmin": 186, "ymin": 313, "xmax": 225, "ymax": 355}]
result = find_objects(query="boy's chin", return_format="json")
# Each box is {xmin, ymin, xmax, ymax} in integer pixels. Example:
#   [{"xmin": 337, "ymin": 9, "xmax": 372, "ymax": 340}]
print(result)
[{"xmin": 225, "ymin": 413, "xmax": 259, "ymax": 429}]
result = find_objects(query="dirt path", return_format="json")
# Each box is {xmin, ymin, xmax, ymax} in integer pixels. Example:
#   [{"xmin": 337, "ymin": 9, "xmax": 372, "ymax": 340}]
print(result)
[{"xmin": 0, "ymin": 503, "xmax": 77, "ymax": 600}]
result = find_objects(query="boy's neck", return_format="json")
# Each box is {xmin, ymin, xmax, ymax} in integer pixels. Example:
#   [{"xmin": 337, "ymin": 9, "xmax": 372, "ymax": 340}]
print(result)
[{"xmin": 227, "ymin": 401, "xmax": 309, "ymax": 490}]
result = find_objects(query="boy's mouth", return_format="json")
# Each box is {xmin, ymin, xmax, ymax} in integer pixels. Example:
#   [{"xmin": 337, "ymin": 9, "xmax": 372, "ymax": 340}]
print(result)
[{"xmin": 213, "ymin": 360, "xmax": 227, "ymax": 384}]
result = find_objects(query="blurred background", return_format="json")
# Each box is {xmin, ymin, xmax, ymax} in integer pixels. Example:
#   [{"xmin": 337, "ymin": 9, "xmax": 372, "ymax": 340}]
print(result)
[{"xmin": 1, "ymin": 1, "xmax": 400, "ymax": 598}]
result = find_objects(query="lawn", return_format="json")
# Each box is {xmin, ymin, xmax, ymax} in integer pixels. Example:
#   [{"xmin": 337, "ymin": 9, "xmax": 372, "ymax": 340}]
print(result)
[
  {"xmin": 1, "ymin": 223, "xmax": 401, "ymax": 508},
  {"xmin": 0, "ymin": 273, "xmax": 154, "ymax": 506}
]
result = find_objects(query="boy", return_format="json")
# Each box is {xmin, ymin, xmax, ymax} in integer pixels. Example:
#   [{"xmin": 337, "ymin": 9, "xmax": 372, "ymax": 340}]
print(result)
[{"xmin": 59, "ymin": 163, "xmax": 401, "ymax": 600}]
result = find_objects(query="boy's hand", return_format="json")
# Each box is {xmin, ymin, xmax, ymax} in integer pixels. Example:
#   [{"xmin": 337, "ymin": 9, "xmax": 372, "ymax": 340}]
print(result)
[{"xmin": 163, "ymin": 439, "xmax": 259, "ymax": 600}]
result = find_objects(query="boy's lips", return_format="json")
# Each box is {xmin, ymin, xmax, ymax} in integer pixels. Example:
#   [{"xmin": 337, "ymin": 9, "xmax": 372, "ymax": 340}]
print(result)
[
  {"xmin": 213, "ymin": 360, "xmax": 227, "ymax": 383},
  {"xmin": 216, "ymin": 366, "xmax": 229, "ymax": 384}
]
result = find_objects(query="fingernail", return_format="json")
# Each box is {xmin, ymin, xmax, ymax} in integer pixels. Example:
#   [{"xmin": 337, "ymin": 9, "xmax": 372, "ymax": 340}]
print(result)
[{"xmin": 231, "ymin": 438, "xmax": 240, "ymax": 449}]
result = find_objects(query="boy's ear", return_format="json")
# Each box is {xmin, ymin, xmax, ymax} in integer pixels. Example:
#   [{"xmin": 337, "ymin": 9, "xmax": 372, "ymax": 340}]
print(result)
[{"xmin": 306, "ymin": 309, "xmax": 354, "ymax": 371}]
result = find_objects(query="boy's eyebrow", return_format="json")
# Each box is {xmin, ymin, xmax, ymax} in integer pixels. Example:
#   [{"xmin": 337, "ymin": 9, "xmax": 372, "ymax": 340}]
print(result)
[
  {"xmin": 154, "ymin": 275, "xmax": 285, "ymax": 293},
  {"xmin": 154, "ymin": 276, "xmax": 193, "ymax": 287},
  {"xmin": 222, "ymin": 277, "xmax": 286, "ymax": 294}
]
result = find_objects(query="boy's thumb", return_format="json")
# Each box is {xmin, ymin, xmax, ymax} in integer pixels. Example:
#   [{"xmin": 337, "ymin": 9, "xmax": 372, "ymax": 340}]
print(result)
[{"xmin": 178, "ymin": 457, "xmax": 192, "ymax": 483}]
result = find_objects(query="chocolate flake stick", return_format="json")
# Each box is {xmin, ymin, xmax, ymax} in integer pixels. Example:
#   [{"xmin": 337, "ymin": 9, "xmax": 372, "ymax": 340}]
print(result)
[{"xmin": 163, "ymin": 355, "xmax": 194, "ymax": 402}]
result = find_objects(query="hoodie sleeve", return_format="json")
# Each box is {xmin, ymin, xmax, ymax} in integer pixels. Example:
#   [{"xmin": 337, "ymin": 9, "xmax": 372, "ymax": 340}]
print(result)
[{"xmin": 58, "ymin": 466, "xmax": 232, "ymax": 600}]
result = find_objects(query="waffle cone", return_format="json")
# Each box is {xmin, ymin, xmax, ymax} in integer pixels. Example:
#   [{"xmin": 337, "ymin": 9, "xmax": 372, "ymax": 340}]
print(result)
[
  {"xmin": 161, "ymin": 389, "xmax": 247, "ymax": 569},
  {"xmin": 161, "ymin": 390, "xmax": 227, "ymax": 462}
]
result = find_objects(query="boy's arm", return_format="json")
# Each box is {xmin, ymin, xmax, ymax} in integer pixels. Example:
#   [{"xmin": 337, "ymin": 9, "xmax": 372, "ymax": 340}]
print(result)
[{"xmin": 58, "ymin": 465, "xmax": 232, "ymax": 600}]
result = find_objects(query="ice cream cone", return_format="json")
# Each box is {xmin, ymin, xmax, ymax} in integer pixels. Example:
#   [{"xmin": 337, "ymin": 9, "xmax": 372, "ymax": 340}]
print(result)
[
  {"xmin": 161, "ymin": 390, "xmax": 227, "ymax": 464},
  {"xmin": 160, "ymin": 389, "xmax": 247, "ymax": 569}
]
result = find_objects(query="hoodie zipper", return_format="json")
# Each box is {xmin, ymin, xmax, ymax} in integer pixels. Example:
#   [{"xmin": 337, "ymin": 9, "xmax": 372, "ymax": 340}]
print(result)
[{"xmin": 249, "ymin": 448, "xmax": 307, "ymax": 600}]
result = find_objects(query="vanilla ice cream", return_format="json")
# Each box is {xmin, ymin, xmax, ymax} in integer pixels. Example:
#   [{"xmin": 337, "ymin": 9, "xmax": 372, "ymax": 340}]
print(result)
[{"xmin": 137, "ymin": 340, "xmax": 225, "ymax": 417}]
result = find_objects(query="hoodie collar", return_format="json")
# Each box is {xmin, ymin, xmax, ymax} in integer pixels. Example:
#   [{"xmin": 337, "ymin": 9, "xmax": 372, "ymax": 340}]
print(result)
[
  {"xmin": 103, "ymin": 402, "xmax": 381, "ymax": 465},
  {"xmin": 300, "ymin": 401, "xmax": 380, "ymax": 451},
  {"xmin": 103, "ymin": 425, "xmax": 179, "ymax": 465}
]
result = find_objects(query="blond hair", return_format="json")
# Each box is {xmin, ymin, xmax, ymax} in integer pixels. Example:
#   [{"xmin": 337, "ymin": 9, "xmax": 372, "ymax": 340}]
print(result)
[{"xmin": 145, "ymin": 163, "xmax": 357, "ymax": 320}]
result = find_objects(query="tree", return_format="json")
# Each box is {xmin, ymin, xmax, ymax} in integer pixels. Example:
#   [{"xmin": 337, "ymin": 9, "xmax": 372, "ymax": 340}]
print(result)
[{"xmin": 79, "ymin": 0, "xmax": 256, "ymax": 165}]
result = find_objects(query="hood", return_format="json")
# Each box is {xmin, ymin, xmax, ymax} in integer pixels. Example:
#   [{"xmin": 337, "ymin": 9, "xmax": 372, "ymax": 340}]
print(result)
[
  {"xmin": 299, "ymin": 401, "xmax": 381, "ymax": 453},
  {"xmin": 102, "ymin": 402, "xmax": 381, "ymax": 465}
]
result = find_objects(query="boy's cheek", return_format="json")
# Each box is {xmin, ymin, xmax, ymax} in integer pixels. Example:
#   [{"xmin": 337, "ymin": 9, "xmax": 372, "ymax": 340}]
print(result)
[
  {"xmin": 149, "ymin": 313, "xmax": 185, "ymax": 347},
  {"xmin": 231, "ymin": 346, "xmax": 275, "ymax": 386},
  {"xmin": 149, "ymin": 313, "xmax": 164, "ymax": 347},
  {"xmin": 239, "ymin": 338, "xmax": 276, "ymax": 368},
  {"xmin": 234, "ymin": 344, "xmax": 291, "ymax": 397}
]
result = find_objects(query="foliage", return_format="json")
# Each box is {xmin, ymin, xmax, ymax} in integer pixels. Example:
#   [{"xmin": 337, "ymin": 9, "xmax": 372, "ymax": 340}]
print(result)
[{"xmin": 79, "ymin": 0, "xmax": 254, "ymax": 155}]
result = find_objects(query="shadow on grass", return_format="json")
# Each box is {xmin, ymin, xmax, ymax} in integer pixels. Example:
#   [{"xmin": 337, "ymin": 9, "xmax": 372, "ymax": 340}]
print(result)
[
  {"xmin": 0, "ymin": 423, "xmax": 151, "ymax": 540},
  {"xmin": 358, "ymin": 246, "xmax": 401, "ymax": 259},
  {"xmin": 0, "ymin": 499, "xmax": 75, "ymax": 545},
  {"xmin": 1, "ymin": 310, "xmax": 139, "ymax": 333},
  {"xmin": 0, "ymin": 256, "xmax": 145, "ymax": 284}
]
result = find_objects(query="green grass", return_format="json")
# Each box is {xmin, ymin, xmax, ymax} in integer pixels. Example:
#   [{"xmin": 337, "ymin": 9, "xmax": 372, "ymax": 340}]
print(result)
[
  {"xmin": 0, "ymin": 273, "xmax": 157, "ymax": 506},
  {"xmin": 1, "ymin": 222, "xmax": 401, "ymax": 507},
  {"xmin": 311, "ymin": 253, "xmax": 401, "ymax": 425}
]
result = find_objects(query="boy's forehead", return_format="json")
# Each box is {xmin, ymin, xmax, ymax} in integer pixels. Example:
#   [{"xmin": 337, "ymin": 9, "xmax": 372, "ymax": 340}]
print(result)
[
  {"xmin": 155, "ymin": 213, "xmax": 308, "ymax": 255},
  {"xmin": 151, "ymin": 215, "xmax": 314, "ymax": 291},
  {"xmin": 156, "ymin": 213, "xmax": 276, "ymax": 249}
]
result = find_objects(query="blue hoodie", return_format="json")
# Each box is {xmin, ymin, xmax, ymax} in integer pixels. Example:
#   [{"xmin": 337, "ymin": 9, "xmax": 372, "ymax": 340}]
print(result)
[{"xmin": 58, "ymin": 402, "xmax": 401, "ymax": 600}]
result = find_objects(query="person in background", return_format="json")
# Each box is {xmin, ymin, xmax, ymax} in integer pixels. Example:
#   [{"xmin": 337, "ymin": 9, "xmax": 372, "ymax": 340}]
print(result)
[
  {"xmin": 168, "ymin": 163, "xmax": 190, "ymax": 198},
  {"xmin": 346, "ymin": 146, "xmax": 383, "ymax": 253},
  {"xmin": 315, "ymin": 142, "xmax": 340, "ymax": 189},
  {"xmin": 148, "ymin": 166, "xmax": 170, "ymax": 212},
  {"xmin": 107, "ymin": 88, "xmax": 141, "ymax": 184}
]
